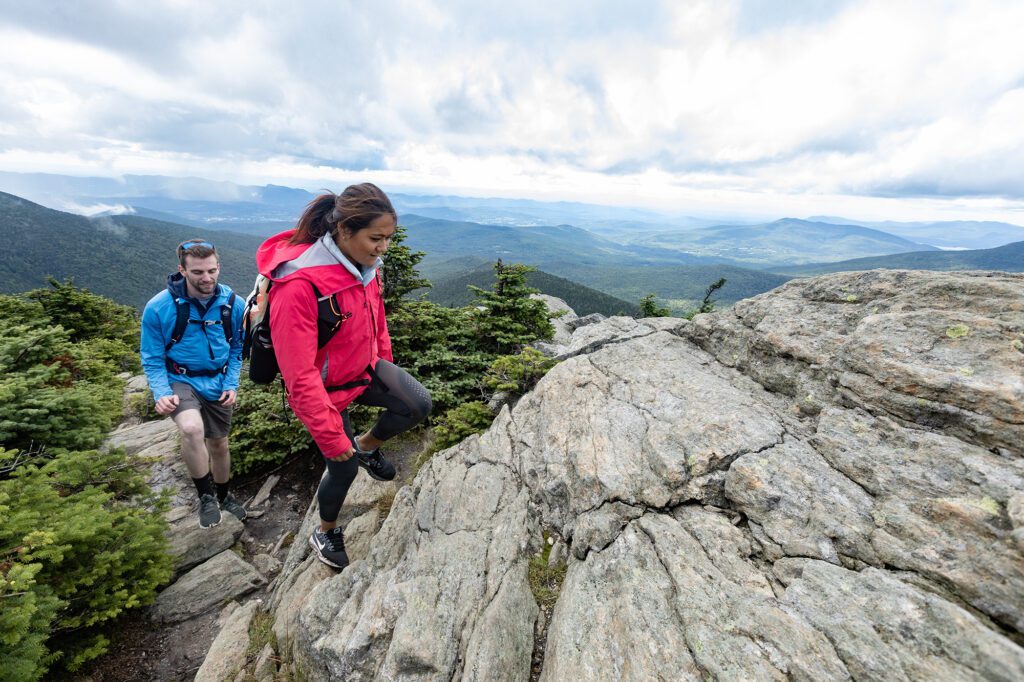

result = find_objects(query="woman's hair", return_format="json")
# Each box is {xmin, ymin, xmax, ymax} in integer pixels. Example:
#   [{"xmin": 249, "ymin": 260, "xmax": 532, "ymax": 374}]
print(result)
[{"xmin": 290, "ymin": 183, "xmax": 397, "ymax": 245}]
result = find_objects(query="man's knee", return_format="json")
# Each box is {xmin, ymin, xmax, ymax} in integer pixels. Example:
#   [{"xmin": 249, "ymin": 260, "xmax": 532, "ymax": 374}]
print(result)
[
  {"xmin": 206, "ymin": 437, "xmax": 229, "ymax": 455},
  {"xmin": 174, "ymin": 411, "xmax": 205, "ymax": 440}
]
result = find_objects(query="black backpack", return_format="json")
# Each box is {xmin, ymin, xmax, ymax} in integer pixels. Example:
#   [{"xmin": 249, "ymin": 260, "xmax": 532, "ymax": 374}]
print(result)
[
  {"xmin": 163, "ymin": 292, "xmax": 236, "ymax": 377},
  {"xmin": 241, "ymin": 275, "xmax": 356, "ymax": 387}
]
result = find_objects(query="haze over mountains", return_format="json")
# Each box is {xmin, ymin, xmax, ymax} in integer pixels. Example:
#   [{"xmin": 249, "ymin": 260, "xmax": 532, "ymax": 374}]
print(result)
[{"xmin": 1, "ymin": 171, "xmax": 1022, "ymax": 313}]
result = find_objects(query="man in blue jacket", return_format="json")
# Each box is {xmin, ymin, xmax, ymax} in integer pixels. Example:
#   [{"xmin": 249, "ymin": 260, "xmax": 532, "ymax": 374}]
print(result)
[{"xmin": 141, "ymin": 239, "xmax": 247, "ymax": 528}]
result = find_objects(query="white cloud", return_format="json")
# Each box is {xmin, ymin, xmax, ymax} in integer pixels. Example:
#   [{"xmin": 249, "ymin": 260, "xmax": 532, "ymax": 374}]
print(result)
[{"xmin": 0, "ymin": 0, "xmax": 1023, "ymax": 221}]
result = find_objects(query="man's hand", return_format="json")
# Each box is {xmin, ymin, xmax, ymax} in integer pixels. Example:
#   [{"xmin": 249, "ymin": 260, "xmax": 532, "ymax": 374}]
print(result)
[
  {"xmin": 155, "ymin": 394, "xmax": 180, "ymax": 416},
  {"xmin": 219, "ymin": 390, "xmax": 237, "ymax": 407}
]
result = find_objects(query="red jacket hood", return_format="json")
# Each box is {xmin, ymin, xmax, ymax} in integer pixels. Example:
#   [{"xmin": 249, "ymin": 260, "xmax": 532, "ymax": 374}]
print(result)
[{"xmin": 256, "ymin": 230, "xmax": 360, "ymax": 294}]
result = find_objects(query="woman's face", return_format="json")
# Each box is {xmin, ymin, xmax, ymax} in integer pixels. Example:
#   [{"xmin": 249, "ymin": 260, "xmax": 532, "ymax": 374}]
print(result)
[{"xmin": 337, "ymin": 214, "xmax": 397, "ymax": 267}]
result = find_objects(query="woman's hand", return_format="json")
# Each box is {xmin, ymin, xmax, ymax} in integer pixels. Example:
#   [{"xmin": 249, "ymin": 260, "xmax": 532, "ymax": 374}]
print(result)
[{"xmin": 336, "ymin": 447, "xmax": 355, "ymax": 461}]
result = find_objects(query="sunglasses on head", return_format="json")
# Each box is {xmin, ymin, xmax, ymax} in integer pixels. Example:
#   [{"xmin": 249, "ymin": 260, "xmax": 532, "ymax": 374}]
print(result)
[{"xmin": 180, "ymin": 241, "xmax": 215, "ymax": 251}]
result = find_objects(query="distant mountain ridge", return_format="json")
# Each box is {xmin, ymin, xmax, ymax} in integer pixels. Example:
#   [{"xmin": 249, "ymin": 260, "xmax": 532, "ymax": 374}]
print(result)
[
  {"xmin": 637, "ymin": 218, "xmax": 939, "ymax": 266},
  {"xmin": 769, "ymin": 240, "xmax": 1024, "ymax": 276},
  {"xmin": 809, "ymin": 215, "xmax": 1024, "ymax": 250},
  {"xmin": 398, "ymin": 214, "xmax": 725, "ymax": 270}
]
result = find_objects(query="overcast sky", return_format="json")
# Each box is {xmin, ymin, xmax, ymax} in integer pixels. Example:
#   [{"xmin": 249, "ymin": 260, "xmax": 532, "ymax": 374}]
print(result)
[{"xmin": 1, "ymin": 0, "xmax": 1023, "ymax": 222}]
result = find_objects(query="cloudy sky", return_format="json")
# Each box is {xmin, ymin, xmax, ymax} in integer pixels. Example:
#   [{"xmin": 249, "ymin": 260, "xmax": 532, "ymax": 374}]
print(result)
[{"xmin": 1, "ymin": 0, "xmax": 1023, "ymax": 222}]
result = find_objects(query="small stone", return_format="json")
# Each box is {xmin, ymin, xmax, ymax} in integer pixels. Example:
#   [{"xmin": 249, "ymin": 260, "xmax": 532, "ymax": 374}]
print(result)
[{"xmin": 252, "ymin": 553, "xmax": 282, "ymax": 577}]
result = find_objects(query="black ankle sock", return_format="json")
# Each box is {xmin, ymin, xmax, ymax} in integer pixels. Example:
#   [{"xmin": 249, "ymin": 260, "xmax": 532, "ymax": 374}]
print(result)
[
  {"xmin": 192, "ymin": 473, "xmax": 215, "ymax": 498},
  {"xmin": 215, "ymin": 480, "xmax": 230, "ymax": 503}
]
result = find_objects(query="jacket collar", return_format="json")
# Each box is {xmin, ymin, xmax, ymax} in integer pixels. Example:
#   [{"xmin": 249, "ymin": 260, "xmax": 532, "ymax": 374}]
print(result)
[{"xmin": 319, "ymin": 233, "xmax": 382, "ymax": 287}]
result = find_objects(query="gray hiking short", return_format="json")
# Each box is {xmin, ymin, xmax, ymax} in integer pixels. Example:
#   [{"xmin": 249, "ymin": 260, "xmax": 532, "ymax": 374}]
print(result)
[{"xmin": 169, "ymin": 382, "xmax": 233, "ymax": 439}]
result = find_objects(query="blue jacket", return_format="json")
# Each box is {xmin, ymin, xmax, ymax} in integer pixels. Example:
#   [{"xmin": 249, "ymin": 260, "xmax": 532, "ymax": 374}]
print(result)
[{"xmin": 140, "ymin": 273, "xmax": 245, "ymax": 401}]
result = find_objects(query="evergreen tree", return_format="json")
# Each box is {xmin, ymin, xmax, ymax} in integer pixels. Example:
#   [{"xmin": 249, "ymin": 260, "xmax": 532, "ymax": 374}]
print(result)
[
  {"xmin": 388, "ymin": 300, "xmax": 490, "ymax": 414},
  {"xmin": 639, "ymin": 293, "xmax": 671, "ymax": 318},
  {"xmin": 695, "ymin": 277, "xmax": 727, "ymax": 315},
  {"xmin": 0, "ymin": 300, "xmax": 122, "ymax": 452},
  {"xmin": 468, "ymin": 260, "xmax": 554, "ymax": 355},
  {"xmin": 380, "ymin": 225, "xmax": 430, "ymax": 313}
]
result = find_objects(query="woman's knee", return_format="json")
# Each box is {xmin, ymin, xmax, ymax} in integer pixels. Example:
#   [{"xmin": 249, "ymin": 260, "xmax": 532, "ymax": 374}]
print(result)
[
  {"xmin": 401, "ymin": 373, "xmax": 432, "ymax": 422},
  {"xmin": 410, "ymin": 389, "xmax": 432, "ymax": 423}
]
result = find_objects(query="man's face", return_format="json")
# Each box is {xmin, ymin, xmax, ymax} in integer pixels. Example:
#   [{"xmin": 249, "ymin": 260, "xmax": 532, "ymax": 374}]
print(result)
[{"xmin": 179, "ymin": 254, "xmax": 220, "ymax": 298}]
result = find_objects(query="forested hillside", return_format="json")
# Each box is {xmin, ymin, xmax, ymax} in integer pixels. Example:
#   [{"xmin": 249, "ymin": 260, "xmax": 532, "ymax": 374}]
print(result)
[
  {"xmin": 426, "ymin": 263, "xmax": 641, "ymax": 316},
  {"xmin": 0, "ymin": 192, "xmax": 263, "ymax": 308}
]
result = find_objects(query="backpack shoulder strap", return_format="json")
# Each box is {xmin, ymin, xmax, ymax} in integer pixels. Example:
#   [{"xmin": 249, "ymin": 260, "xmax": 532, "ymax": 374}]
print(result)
[
  {"xmin": 311, "ymin": 283, "xmax": 349, "ymax": 349},
  {"xmin": 165, "ymin": 294, "xmax": 192, "ymax": 351},
  {"xmin": 220, "ymin": 292, "xmax": 237, "ymax": 343}
]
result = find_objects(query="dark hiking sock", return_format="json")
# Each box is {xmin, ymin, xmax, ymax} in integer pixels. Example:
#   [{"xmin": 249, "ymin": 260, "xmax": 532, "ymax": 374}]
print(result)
[
  {"xmin": 215, "ymin": 479, "xmax": 231, "ymax": 503},
  {"xmin": 192, "ymin": 472, "xmax": 215, "ymax": 499}
]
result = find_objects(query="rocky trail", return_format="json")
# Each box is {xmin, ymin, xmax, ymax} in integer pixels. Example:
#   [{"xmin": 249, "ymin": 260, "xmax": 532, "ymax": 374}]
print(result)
[
  {"xmin": 77, "ymin": 380, "xmax": 423, "ymax": 682},
  {"xmin": 81, "ymin": 270, "xmax": 1024, "ymax": 681}
]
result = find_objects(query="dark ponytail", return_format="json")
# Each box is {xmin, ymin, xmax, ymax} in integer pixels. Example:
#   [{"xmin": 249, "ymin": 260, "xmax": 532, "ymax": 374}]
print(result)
[
  {"xmin": 289, "ymin": 183, "xmax": 396, "ymax": 245},
  {"xmin": 290, "ymin": 193, "xmax": 338, "ymax": 244}
]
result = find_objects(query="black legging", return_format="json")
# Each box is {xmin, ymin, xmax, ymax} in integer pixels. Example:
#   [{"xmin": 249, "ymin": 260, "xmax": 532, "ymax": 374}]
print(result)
[{"xmin": 317, "ymin": 360, "xmax": 432, "ymax": 522}]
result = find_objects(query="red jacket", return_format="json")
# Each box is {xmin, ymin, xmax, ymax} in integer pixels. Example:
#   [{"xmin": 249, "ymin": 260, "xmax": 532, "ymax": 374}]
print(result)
[{"xmin": 256, "ymin": 230, "xmax": 392, "ymax": 458}]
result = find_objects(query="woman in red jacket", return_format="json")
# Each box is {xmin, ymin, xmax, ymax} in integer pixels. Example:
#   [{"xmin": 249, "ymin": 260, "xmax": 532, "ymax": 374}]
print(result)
[{"xmin": 255, "ymin": 183, "xmax": 431, "ymax": 569}]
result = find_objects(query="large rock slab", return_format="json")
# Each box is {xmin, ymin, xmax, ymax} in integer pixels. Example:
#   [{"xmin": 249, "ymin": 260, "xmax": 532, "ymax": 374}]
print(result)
[
  {"xmin": 103, "ymin": 417, "xmax": 178, "ymax": 456},
  {"xmin": 152, "ymin": 550, "xmax": 266, "ymax": 623},
  {"xmin": 778, "ymin": 558, "xmax": 1024, "ymax": 681},
  {"xmin": 684, "ymin": 270, "xmax": 1024, "ymax": 455},
  {"xmin": 515, "ymin": 330, "xmax": 784, "ymax": 534},
  {"xmin": 293, "ymin": 414, "xmax": 538, "ymax": 680},
  {"xmin": 271, "ymin": 271, "xmax": 1024, "ymax": 681}
]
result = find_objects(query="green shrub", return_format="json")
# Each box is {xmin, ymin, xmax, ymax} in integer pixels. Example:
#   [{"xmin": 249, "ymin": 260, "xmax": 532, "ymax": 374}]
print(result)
[
  {"xmin": 0, "ymin": 290, "xmax": 129, "ymax": 453},
  {"xmin": 0, "ymin": 362, "xmax": 122, "ymax": 452},
  {"xmin": 484, "ymin": 348, "xmax": 556, "ymax": 396},
  {"xmin": 0, "ymin": 447, "xmax": 172, "ymax": 679},
  {"xmin": 27, "ymin": 278, "xmax": 139, "ymax": 346},
  {"xmin": 528, "ymin": 531, "xmax": 567, "ymax": 609},
  {"xmin": 431, "ymin": 401, "xmax": 495, "ymax": 453},
  {"xmin": 126, "ymin": 391, "xmax": 161, "ymax": 422},
  {"xmin": 229, "ymin": 377, "xmax": 315, "ymax": 475}
]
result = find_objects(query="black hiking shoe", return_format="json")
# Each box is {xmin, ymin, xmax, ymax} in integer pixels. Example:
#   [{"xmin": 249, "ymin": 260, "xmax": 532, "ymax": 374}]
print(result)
[
  {"xmin": 198, "ymin": 493, "xmax": 222, "ymax": 528},
  {"xmin": 309, "ymin": 527, "xmax": 349, "ymax": 569},
  {"xmin": 356, "ymin": 447, "xmax": 396, "ymax": 481},
  {"xmin": 219, "ymin": 493, "xmax": 247, "ymax": 522}
]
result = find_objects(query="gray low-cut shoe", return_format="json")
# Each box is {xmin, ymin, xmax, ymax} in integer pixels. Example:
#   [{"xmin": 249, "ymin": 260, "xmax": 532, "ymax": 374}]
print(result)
[
  {"xmin": 219, "ymin": 493, "xmax": 247, "ymax": 522},
  {"xmin": 309, "ymin": 527, "xmax": 349, "ymax": 569},
  {"xmin": 198, "ymin": 493, "xmax": 222, "ymax": 528},
  {"xmin": 355, "ymin": 448, "xmax": 396, "ymax": 481}
]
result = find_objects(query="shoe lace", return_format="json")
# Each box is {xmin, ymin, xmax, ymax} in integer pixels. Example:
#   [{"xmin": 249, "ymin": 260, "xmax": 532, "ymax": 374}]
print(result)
[
  {"xmin": 324, "ymin": 530, "xmax": 346, "ymax": 551},
  {"xmin": 362, "ymin": 450, "xmax": 385, "ymax": 468}
]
